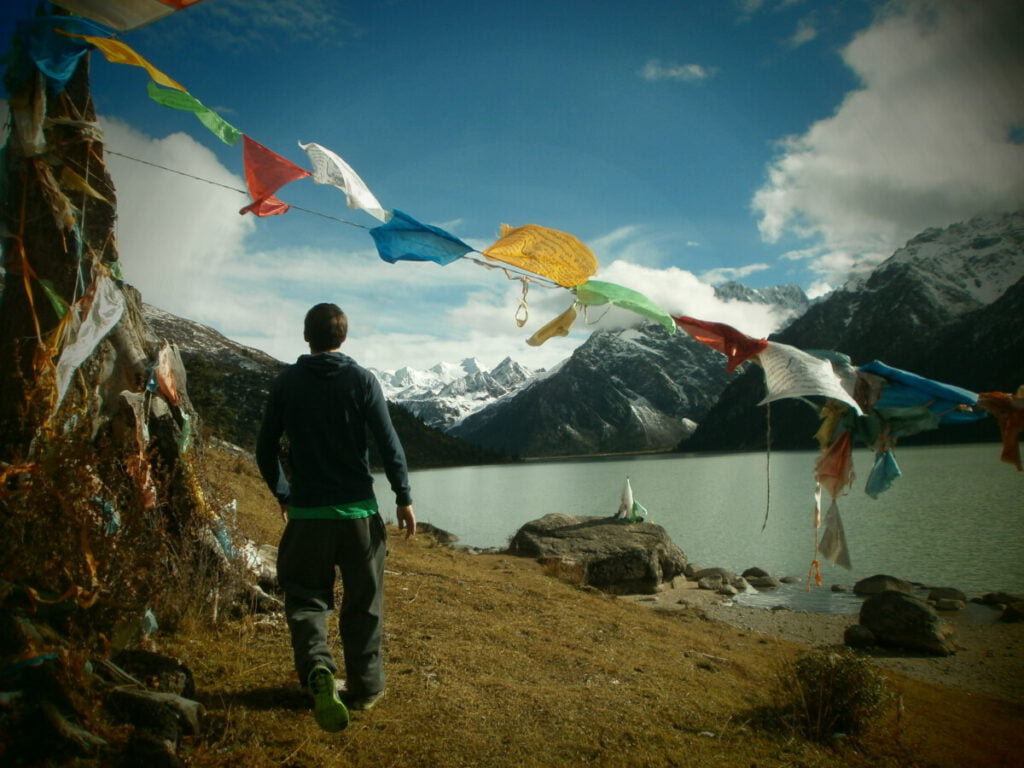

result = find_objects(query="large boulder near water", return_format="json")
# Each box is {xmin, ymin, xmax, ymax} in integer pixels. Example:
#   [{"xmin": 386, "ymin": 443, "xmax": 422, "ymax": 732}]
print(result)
[
  {"xmin": 853, "ymin": 574, "xmax": 914, "ymax": 596},
  {"xmin": 509, "ymin": 514, "xmax": 688, "ymax": 594},
  {"xmin": 859, "ymin": 591, "xmax": 956, "ymax": 656}
]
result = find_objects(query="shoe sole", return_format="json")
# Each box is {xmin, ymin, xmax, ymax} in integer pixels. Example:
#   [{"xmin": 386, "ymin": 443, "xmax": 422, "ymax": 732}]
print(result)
[{"xmin": 309, "ymin": 669, "xmax": 350, "ymax": 732}]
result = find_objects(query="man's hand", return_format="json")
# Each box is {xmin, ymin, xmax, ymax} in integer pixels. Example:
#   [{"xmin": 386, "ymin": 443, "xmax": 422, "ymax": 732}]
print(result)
[
  {"xmin": 279, "ymin": 503, "xmax": 289, "ymax": 524},
  {"xmin": 396, "ymin": 504, "xmax": 416, "ymax": 539}
]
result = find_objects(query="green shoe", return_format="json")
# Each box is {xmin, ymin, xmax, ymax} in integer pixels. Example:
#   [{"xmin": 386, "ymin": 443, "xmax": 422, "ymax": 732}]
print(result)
[
  {"xmin": 345, "ymin": 688, "xmax": 385, "ymax": 711},
  {"xmin": 308, "ymin": 666, "xmax": 349, "ymax": 732}
]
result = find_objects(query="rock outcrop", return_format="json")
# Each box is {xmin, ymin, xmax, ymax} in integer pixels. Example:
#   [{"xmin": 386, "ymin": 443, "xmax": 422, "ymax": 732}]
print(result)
[
  {"xmin": 857, "ymin": 591, "xmax": 957, "ymax": 656},
  {"xmin": 509, "ymin": 513, "xmax": 688, "ymax": 594}
]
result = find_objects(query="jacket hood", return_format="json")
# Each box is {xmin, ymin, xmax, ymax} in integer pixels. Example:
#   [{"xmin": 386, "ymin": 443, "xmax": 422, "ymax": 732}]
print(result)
[{"xmin": 296, "ymin": 351, "xmax": 355, "ymax": 378}]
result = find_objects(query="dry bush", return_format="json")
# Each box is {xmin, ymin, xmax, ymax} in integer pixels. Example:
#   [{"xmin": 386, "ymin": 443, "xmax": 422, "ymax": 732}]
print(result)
[{"xmin": 764, "ymin": 648, "xmax": 893, "ymax": 743}]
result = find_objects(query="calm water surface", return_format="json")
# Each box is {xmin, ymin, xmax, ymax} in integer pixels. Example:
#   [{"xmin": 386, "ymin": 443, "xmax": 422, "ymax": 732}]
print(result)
[{"xmin": 380, "ymin": 443, "xmax": 1023, "ymax": 613}]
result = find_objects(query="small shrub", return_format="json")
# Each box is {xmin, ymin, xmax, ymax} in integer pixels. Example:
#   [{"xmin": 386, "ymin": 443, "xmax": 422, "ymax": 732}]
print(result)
[{"xmin": 771, "ymin": 649, "xmax": 891, "ymax": 742}]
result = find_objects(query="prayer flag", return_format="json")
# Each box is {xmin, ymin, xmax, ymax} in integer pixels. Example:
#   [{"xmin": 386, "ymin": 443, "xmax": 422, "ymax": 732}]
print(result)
[
  {"xmin": 12, "ymin": 16, "xmax": 113, "ymax": 93},
  {"xmin": 146, "ymin": 81, "xmax": 241, "ymax": 145},
  {"xmin": 239, "ymin": 135, "xmax": 311, "ymax": 217},
  {"xmin": 817, "ymin": 500, "xmax": 852, "ymax": 569},
  {"xmin": 298, "ymin": 141, "xmax": 389, "ymax": 222},
  {"xmin": 857, "ymin": 360, "xmax": 984, "ymax": 425},
  {"xmin": 369, "ymin": 210, "xmax": 474, "ymax": 265},
  {"xmin": 51, "ymin": 0, "xmax": 204, "ymax": 32},
  {"xmin": 757, "ymin": 341, "xmax": 862, "ymax": 414},
  {"xmin": 672, "ymin": 315, "xmax": 767, "ymax": 372},
  {"xmin": 573, "ymin": 280, "xmax": 676, "ymax": 333},
  {"xmin": 483, "ymin": 224, "xmax": 597, "ymax": 287},
  {"xmin": 66, "ymin": 34, "xmax": 185, "ymax": 90},
  {"xmin": 527, "ymin": 305, "xmax": 578, "ymax": 346},
  {"xmin": 976, "ymin": 391, "xmax": 1024, "ymax": 471}
]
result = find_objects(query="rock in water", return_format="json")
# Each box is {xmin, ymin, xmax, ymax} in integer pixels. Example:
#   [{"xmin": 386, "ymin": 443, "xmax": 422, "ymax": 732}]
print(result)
[{"xmin": 509, "ymin": 513, "xmax": 688, "ymax": 594}]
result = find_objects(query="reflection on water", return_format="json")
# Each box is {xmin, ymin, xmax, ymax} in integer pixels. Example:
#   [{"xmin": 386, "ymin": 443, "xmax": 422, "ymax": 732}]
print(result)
[{"xmin": 390, "ymin": 443, "xmax": 1023, "ymax": 612}]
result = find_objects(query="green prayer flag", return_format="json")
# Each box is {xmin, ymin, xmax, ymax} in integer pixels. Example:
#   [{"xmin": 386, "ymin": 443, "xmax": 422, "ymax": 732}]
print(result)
[
  {"xmin": 146, "ymin": 82, "xmax": 242, "ymax": 146},
  {"xmin": 573, "ymin": 279, "xmax": 676, "ymax": 333},
  {"xmin": 37, "ymin": 279, "xmax": 69, "ymax": 319}
]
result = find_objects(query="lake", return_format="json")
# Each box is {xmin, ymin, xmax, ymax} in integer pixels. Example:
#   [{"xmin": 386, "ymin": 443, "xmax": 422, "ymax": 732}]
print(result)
[{"xmin": 383, "ymin": 443, "xmax": 1023, "ymax": 614}]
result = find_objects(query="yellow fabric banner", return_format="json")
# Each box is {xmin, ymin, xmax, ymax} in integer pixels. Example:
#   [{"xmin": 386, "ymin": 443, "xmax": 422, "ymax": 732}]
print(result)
[
  {"xmin": 482, "ymin": 224, "xmax": 597, "ymax": 288},
  {"xmin": 75, "ymin": 34, "xmax": 186, "ymax": 91}
]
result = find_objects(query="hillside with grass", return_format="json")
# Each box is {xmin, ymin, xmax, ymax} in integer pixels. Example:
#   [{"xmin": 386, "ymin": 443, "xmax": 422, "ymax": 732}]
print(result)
[{"xmin": 152, "ymin": 445, "xmax": 1024, "ymax": 768}]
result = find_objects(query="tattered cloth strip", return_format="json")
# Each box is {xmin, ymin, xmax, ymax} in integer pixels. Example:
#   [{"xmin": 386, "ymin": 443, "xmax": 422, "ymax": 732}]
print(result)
[
  {"xmin": 483, "ymin": 224, "xmax": 597, "ymax": 288},
  {"xmin": 147, "ymin": 81, "xmax": 242, "ymax": 146},
  {"xmin": 54, "ymin": 274, "xmax": 125, "ymax": 410},
  {"xmin": 6, "ymin": 15, "xmax": 113, "ymax": 94},
  {"xmin": 672, "ymin": 315, "xmax": 767, "ymax": 372},
  {"xmin": 369, "ymin": 209, "xmax": 474, "ymax": 265},
  {"xmin": 573, "ymin": 279, "xmax": 675, "ymax": 333},
  {"xmin": 50, "ymin": 0, "xmax": 205, "ymax": 33},
  {"xmin": 756, "ymin": 341, "xmax": 862, "ymax": 415},
  {"xmin": 815, "ymin": 430, "xmax": 854, "ymax": 500},
  {"xmin": 817, "ymin": 499, "xmax": 852, "ymax": 569},
  {"xmin": 865, "ymin": 449, "xmax": 902, "ymax": 498},
  {"xmin": 976, "ymin": 390, "xmax": 1024, "ymax": 471},
  {"xmin": 298, "ymin": 141, "xmax": 390, "ymax": 223},
  {"xmin": 239, "ymin": 135, "xmax": 311, "ymax": 216},
  {"xmin": 527, "ymin": 304, "xmax": 578, "ymax": 346}
]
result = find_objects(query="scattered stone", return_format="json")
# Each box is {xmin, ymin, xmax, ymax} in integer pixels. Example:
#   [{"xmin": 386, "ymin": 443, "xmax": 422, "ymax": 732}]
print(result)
[
  {"xmin": 928, "ymin": 586, "xmax": 967, "ymax": 603},
  {"xmin": 416, "ymin": 522, "xmax": 459, "ymax": 545},
  {"xmin": 779, "ymin": 575, "xmax": 800, "ymax": 584},
  {"xmin": 745, "ymin": 574, "xmax": 781, "ymax": 589},
  {"xmin": 999, "ymin": 602, "xmax": 1024, "ymax": 623},
  {"xmin": 111, "ymin": 650, "xmax": 195, "ymax": 698},
  {"xmin": 933, "ymin": 599, "xmax": 966, "ymax": 612},
  {"xmin": 859, "ymin": 591, "xmax": 956, "ymax": 656},
  {"xmin": 698, "ymin": 575, "xmax": 725, "ymax": 591},
  {"xmin": 741, "ymin": 567, "xmax": 771, "ymax": 579},
  {"xmin": 975, "ymin": 591, "xmax": 1024, "ymax": 607},
  {"xmin": 509, "ymin": 514, "xmax": 688, "ymax": 594},
  {"xmin": 844, "ymin": 624, "xmax": 876, "ymax": 649},
  {"xmin": 693, "ymin": 567, "xmax": 736, "ymax": 583},
  {"xmin": 717, "ymin": 584, "xmax": 739, "ymax": 597},
  {"xmin": 683, "ymin": 563, "xmax": 701, "ymax": 578},
  {"xmin": 830, "ymin": 584, "xmax": 847, "ymax": 592},
  {"xmin": 853, "ymin": 574, "xmax": 914, "ymax": 596}
]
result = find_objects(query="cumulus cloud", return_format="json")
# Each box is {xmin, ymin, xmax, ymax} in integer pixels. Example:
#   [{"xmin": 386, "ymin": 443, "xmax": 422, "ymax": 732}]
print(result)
[
  {"xmin": 700, "ymin": 263, "xmax": 771, "ymax": 283},
  {"xmin": 639, "ymin": 59, "xmax": 715, "ymax": 83},
  {"xmin": 787, "ymin": 17, "xmax": 819, "ymax": 47},
  {"xmin": 752, "ymin": 0, "xmax": 1024, "ymax": 287}
]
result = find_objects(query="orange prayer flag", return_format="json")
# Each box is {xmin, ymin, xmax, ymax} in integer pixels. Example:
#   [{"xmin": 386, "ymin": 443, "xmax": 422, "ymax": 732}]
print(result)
[{"xmin": 61, "ymin": 33, "xmax": 186, "ymax": 90}]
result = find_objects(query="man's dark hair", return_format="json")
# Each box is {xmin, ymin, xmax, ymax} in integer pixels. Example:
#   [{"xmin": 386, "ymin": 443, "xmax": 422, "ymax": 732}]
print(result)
[{"xmin": 304, "ymin": 303, "xmax": 348, "ymax": 351}]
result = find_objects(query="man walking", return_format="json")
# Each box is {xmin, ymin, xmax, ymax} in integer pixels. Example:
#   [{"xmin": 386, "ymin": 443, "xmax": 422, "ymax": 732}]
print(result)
[{"xmin": 257, "ymin": 303, "xmax": 415, "ymax": 732}]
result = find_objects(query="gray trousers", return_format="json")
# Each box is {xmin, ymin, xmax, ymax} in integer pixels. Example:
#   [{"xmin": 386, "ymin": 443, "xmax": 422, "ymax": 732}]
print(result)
[{"xmin": 276, "ymin": 514, "xmax": 387, "ymax": 696}]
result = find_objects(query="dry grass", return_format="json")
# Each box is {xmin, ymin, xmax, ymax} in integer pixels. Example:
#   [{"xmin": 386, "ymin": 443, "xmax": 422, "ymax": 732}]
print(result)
[{"xmin": 152, "ymin": 446, "xmax": 1024, "ymax": 768}]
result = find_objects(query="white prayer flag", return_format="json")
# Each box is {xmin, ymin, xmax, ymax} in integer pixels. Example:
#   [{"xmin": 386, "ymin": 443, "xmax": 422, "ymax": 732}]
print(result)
[
  {"xmin": 298, "ymin": 141, "xmax": 390, "ymax": 222},
  {"xmin": 756, "ymin": 341, "xmax": 862, "ymax": 414}
]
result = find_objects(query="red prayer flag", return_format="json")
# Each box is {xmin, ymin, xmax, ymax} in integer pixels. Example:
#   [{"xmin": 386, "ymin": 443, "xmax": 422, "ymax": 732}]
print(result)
[
  {"xmin": 672, "ymin": 315, "xmax": 768, "ymax": 372},
  {"xmin": 239, "ymin": 135, "xmax": 311, "ymax": 217}
]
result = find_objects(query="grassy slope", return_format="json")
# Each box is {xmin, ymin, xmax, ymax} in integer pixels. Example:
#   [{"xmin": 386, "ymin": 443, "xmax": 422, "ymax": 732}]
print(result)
[{"xmin": 168, "ymin": 446, "xmax": 1024, "ymax": 768}]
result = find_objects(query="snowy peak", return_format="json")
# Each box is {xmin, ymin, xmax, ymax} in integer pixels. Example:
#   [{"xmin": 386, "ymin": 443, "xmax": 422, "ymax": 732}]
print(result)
[
  {"xmin": 870, "ymin": 211, "xmax": 1024, "ymax": 309},
  {"xmin": 373, "ymin": 358, "xmax": 536, "ymax": 430}
]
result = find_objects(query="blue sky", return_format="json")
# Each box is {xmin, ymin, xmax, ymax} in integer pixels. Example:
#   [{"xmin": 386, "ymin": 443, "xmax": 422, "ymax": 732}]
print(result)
[{"xmin": 3, "ymin": 0, "xmax": 1023, "ymax": 372}]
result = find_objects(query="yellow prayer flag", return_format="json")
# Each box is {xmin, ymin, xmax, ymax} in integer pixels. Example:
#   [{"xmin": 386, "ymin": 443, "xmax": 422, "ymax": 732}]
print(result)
[
  {"xmin": 68, "ymin": 33, "xmax": 186, "ymax": 91},
  {"xmin": 482, "ymin": 224, "xmax": 597, "ymax": 288}
]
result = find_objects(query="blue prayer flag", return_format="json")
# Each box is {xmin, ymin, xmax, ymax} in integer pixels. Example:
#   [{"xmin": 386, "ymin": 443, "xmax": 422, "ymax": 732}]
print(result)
[{"xmin": 369, "ymin": 210, "xmax": 473, "ymax": 266}]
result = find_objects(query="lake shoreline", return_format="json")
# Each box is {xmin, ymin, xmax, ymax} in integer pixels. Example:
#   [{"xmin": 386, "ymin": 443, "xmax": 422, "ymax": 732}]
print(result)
[{"xmin": 621, "ymin": 579, "xmax": 1024, "ymax": 702}]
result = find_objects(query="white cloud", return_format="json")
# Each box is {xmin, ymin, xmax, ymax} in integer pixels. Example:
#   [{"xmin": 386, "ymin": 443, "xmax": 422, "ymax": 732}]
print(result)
[
  {"xmin": 788, "ymin": 17, "xmax": 819, "ymax": 48},
  {"xmin": 700, "ymin": 263, "xmax": 771, "ymax": 283},
  {"xmin": 752, "ymin": 0, "xmax": 1024, "ymax": 287},
  {"xmin": 639, "ymin": 59, "xmax": 715, "ymax": 83}
]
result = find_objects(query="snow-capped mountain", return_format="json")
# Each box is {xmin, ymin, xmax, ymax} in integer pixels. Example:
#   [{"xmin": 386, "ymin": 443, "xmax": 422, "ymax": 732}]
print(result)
[
  {"xmin": 449, "ymin": 324, "xmax": 731, "ymax": 458},
  {"xmin": 684, "ymin": 210, "xmax": 1024, "ymax": 452},
  {"xmin": 713, "ymin": 280, "xmax": 811, "ymax": 327},
  {"xmin": 371, "ymin": 357, "xmax": 535, "ymax": 430}
]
